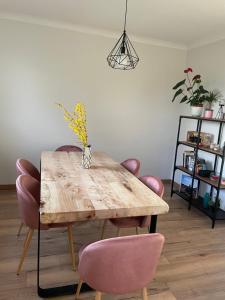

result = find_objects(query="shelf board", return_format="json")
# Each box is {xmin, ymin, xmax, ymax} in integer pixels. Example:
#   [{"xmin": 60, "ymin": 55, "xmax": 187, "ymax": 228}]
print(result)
[
  {"xmin": 180, "ymin": 115, "xmax": 225, "ymax": 123},
  {"xmin": 176, "ymin": 166, "xmax": 225, "ymax": 189},
  {"xmin": 179, "ymin": 141, "xmax": 224, "ymax": 156},
  {"xmin": 173, "ymin": 190, "xmax": 225, "ymax": 220}
]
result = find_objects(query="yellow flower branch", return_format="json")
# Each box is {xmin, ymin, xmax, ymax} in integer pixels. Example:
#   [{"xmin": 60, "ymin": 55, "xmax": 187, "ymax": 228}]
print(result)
[{"xmin": 56, "ymin": 102, "xmax": 88, "ymax": 147}]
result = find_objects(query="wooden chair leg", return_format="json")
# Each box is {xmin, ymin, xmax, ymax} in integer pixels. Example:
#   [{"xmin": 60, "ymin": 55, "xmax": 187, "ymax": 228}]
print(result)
[
  {"xmin": 75, "ymin": 279, "xmax": 83, "ymax": 299},
  {"xmin": 136, "ymin": 227, "xmax": 139, "ymax": 235},
  {"xmin": 17, "ymin": 229, "xmax": 34, "ymax": 275},
  {"xmin": 23, "ymin": 228, "xmax": 30, "ymax": 248},
  {"xmin": 95, "ymin": 291, "xmax": 102, "ymax": 300},
  {"xmin": 101, "ymin": 220, "xmax": 107, "ymax": 239},
  {"xmin": 67, "ymin": 225, "xmax": 76, "ymax": 271},
  {"xmin": 17, "ymin": 222, "xmax": 24, "ymax": 238},
  {"xmin": 117, "ymin": 227, "xmax": 121, "ymax": 237},
  {"xmin": 142, "ymin": 287, "xmax": 148, "ymax": 300}
]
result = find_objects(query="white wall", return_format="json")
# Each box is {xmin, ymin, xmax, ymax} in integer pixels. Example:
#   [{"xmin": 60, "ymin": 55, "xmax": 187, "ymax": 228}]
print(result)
[
  {"xmin": 0, "ymin": 19, "xmax": 186, "ymax": 184},
  {"xmin": 184, "ymin": 40, "xmax": 225, "ymax": 209}
]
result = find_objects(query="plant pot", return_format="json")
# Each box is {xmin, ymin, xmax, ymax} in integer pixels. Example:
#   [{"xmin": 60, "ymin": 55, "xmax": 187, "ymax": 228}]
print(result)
[
  {"xmin": 82, "ymin": 145, "xmax": 92, "ymax": 169},
  {"xmin": 204, "ymin": 109, "xmax": 213, "ymax": 119},
  {"xmin": 190, "ymin": 105, "xmax": 203, "ymax": 117}
]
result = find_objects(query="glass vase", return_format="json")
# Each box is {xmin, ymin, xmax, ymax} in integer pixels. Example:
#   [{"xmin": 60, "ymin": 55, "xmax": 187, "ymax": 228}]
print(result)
[{"xmin": 82, "ymin": 145, "xmax": 92, "ymax": 169}]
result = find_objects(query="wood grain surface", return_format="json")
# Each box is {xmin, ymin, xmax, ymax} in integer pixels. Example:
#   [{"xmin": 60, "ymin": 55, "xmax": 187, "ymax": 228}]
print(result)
[{"xmin": 40, "ymin": 151, "xmax": 169, "ymax": 224}]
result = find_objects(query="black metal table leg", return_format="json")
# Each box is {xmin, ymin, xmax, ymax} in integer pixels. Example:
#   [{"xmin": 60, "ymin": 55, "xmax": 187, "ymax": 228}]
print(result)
[
  {"xmin": 149, "ymin": 215, "xmax": 158, "ymax": 233},
  {"xmin": 37, "ymin": 214, "xmax": 93, "ymax": 298}
]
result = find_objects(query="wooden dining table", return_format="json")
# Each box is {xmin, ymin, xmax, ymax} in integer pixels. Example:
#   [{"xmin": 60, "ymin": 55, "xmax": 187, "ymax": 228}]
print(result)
[{"xmin": 38, "ymin": 151, "xmax": 169, "ymax": 298}]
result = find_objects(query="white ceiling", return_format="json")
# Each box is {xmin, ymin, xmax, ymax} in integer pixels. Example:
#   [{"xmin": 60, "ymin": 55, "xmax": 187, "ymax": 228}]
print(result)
[{"xmin": 1, "ymin": 0, "xmax": 225, "ymax": 49}]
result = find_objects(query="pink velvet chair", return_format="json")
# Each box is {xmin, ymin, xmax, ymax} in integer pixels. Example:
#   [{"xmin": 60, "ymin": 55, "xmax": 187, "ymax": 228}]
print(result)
[
  {"xmin": 55, "ymin": 145, "xmax": 82, "ymax": 152},
  {"xmin": 100, "ymin": 158, "xmax": 141, "ymax": 239},
  {"xmin": 75, "ymin": 233, "xmax": 165, "ymax": 300},
  {"xmin": 101, "ymin": 176, "xmax": 164, "ymax": 238},
  {"xmin": 16, "ymin": 174, "xmax": 76, "ymax": 274},
  {"xmin": 16, "ymin": 158, "xmax": 41, "ymax": 237},
  {"xmin": 121, "ymin": 158, "xmax": 140, "ymax": 176},
  {"xmin": 16, "ymin": 158, "xmax": 40, "ymax": 181}
]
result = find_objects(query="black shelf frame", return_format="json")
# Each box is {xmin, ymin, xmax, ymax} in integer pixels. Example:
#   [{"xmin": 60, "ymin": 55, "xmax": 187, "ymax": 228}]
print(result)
[{"xmin": 171, "ymin": 115, "xmax": 225, "ymax": 228}]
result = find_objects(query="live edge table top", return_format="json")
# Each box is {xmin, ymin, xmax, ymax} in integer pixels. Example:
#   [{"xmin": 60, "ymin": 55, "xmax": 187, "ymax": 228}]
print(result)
[{"xmin": 40, "ymin": 151, "xmax": 169, "ymax": 224}]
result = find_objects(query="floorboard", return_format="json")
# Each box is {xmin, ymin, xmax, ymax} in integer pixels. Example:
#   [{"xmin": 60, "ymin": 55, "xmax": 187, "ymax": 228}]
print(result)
[{"xmin": 1, "ymin": 185, "xmax": 225, "ymax": 299}]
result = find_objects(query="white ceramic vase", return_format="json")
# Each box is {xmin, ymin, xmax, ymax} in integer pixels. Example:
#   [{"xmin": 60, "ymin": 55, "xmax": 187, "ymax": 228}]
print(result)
[
  {"xmin": 82, "ymin": 145, "xmax": 92, "ymax": 169},
  {"xmin": 190, "ymin": 105, "xmax": 203, "ymax": 117}
]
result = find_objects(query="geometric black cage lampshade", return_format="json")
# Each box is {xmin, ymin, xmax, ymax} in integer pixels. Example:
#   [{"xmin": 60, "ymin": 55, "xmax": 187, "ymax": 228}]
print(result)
[
  {"xmin": 107, "ymin": 0, "xmax": 139, "ymax": 70},
  {"xmin": 107, "ymin": 30, "xmax": 139, "ymax": 70}
]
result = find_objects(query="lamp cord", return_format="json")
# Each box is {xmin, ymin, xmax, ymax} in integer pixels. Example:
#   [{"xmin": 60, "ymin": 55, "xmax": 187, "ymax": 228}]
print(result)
[{"xmin": 123, "ymin": 0, "xmax": 128, "ymax": 32}]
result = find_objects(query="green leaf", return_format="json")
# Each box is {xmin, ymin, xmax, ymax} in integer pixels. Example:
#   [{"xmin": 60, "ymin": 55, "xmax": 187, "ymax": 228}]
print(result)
[
  {"xmin": 192, "ymin": 74, "xmax": 201, "ymax": 81},
  {"xmin": 180, "ymin": 95, "xmax": 188, "ymax": 103},
  {"xmin": 173, "ymin": 79, "xmax": 186, "ymax": 90},
  {"xmin": 172, "ymin": 88, "xmax": 183, "ymax": 102},
  {"xmin": 199, "ymin": 85, "xmax": 209, "ymax": 94}
]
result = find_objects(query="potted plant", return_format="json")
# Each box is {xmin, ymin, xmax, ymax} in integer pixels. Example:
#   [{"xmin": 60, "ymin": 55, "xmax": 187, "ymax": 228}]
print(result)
[
  {"xmin": 172, "ymin": 67, "xmax": 208, "ymax": 117},
  {"xmin": 204, "ymin": 89, "xmax": 223, "ymax": 118}
]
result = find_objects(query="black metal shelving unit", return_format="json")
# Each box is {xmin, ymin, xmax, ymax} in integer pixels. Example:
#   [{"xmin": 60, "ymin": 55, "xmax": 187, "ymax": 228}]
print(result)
[{"xmin": 171, "ymin": 115, "xmax": 225, "ymax": 228}]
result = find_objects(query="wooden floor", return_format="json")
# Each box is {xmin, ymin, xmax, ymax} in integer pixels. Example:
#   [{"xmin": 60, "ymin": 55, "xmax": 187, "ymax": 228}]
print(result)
[{"xmin": 1, "ymin": 184, "xmax": 225, "ymax": 300}]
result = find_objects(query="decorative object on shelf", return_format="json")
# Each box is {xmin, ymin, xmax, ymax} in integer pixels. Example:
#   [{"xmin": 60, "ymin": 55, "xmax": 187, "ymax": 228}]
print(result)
[
  {"xmin": 107, "ymin": 0, "xmax": 139, "ymax": 70},
  {"xmin": 56, "ymin": 102, "xmax": 92, "ymax": 169},
  {"xmin": 187, "ymin": 131, "xmax": 213, "ymax": 147},
  {"xmin": 210, "ymin": 143, "xmax": 216, "ymax": 150},
  {"xmin": 179, "ymin": 174, "xmax": 198, "ymax": 199},
  {"xmin": 216, "ymin": 101, "xmax": 225, "ymax": 119},
  {"xmin": 196, "ymin": 158, "xmax": 207, "ymax": 174},
  {"xmin": 210, "ymin": 143, "xmax": 221, "ymax": 151},
  {"xmin": 171, "ymin": 67, "xmax": 208, "ymax": 117},
  {"xmin": 210, "ymin": 173, "xmax": 219, "ymax": 181},
  {"xmin": 209, "ymin": 143, "xmax": 221, "ymax": 152},
  {"xmin": 182, "ymin": 150, "xmax": 197, "ymax": 171},
  {"xmin": 198, "ymin": 170, "xmax": 212, "ymax": 178},
  {"xmin": 213, "ymin": 144, "xmax": 220, "ymax": 151},
  {"xmin": 204, "ymin": 89, "xmax": 223, "ymax": 118},
  {"xmin": 183, "ymin": 150, "xmax": 195, "ymax": 169},
  {"xmin": 203, "ymin": 192, "xmax": 210, "ymax": 209}
]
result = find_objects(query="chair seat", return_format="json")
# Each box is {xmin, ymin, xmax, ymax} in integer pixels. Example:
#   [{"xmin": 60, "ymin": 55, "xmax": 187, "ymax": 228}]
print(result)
[{"xmin": 110, "ymin": 216, "xmax": 143, "ymax": 228}]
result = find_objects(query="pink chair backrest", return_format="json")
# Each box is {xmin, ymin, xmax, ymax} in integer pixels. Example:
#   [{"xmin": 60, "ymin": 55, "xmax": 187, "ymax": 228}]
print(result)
[
  {"xmin": 139, "ymin": 175, "xmax": 164, "ymax": 197},
  {"xmin": 121, "ymin": 159, "xmax": 140, "ymax": 176},
  {"xmin": 55, "ymin": 145, "xmax": 82, "ymax": 152},
  {"xmin": 139, "ymin": 176, "xmax": 165, "ymax": 227},
  {"xmin": 16, "ymin": 175, "xmax": 48, "ymax": 230},
  {"xmin": 16, "ymin": 158, "xmax": 40, "ymax": 181},
  {"xmin": 78, "ymin": 234, "xmax": 165, "ymax": 294}
]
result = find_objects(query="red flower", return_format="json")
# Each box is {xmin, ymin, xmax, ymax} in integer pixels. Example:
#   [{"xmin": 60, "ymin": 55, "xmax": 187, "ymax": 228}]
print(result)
[{"xmin": 184, "ymin": 67, "xmax": 193, "ymax": 73}]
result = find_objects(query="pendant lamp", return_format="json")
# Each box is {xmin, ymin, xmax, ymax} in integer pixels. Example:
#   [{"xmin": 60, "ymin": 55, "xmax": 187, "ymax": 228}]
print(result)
[{"xmin": 107, "ymin": 0, "xmax": 139, "ymax": 70}]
